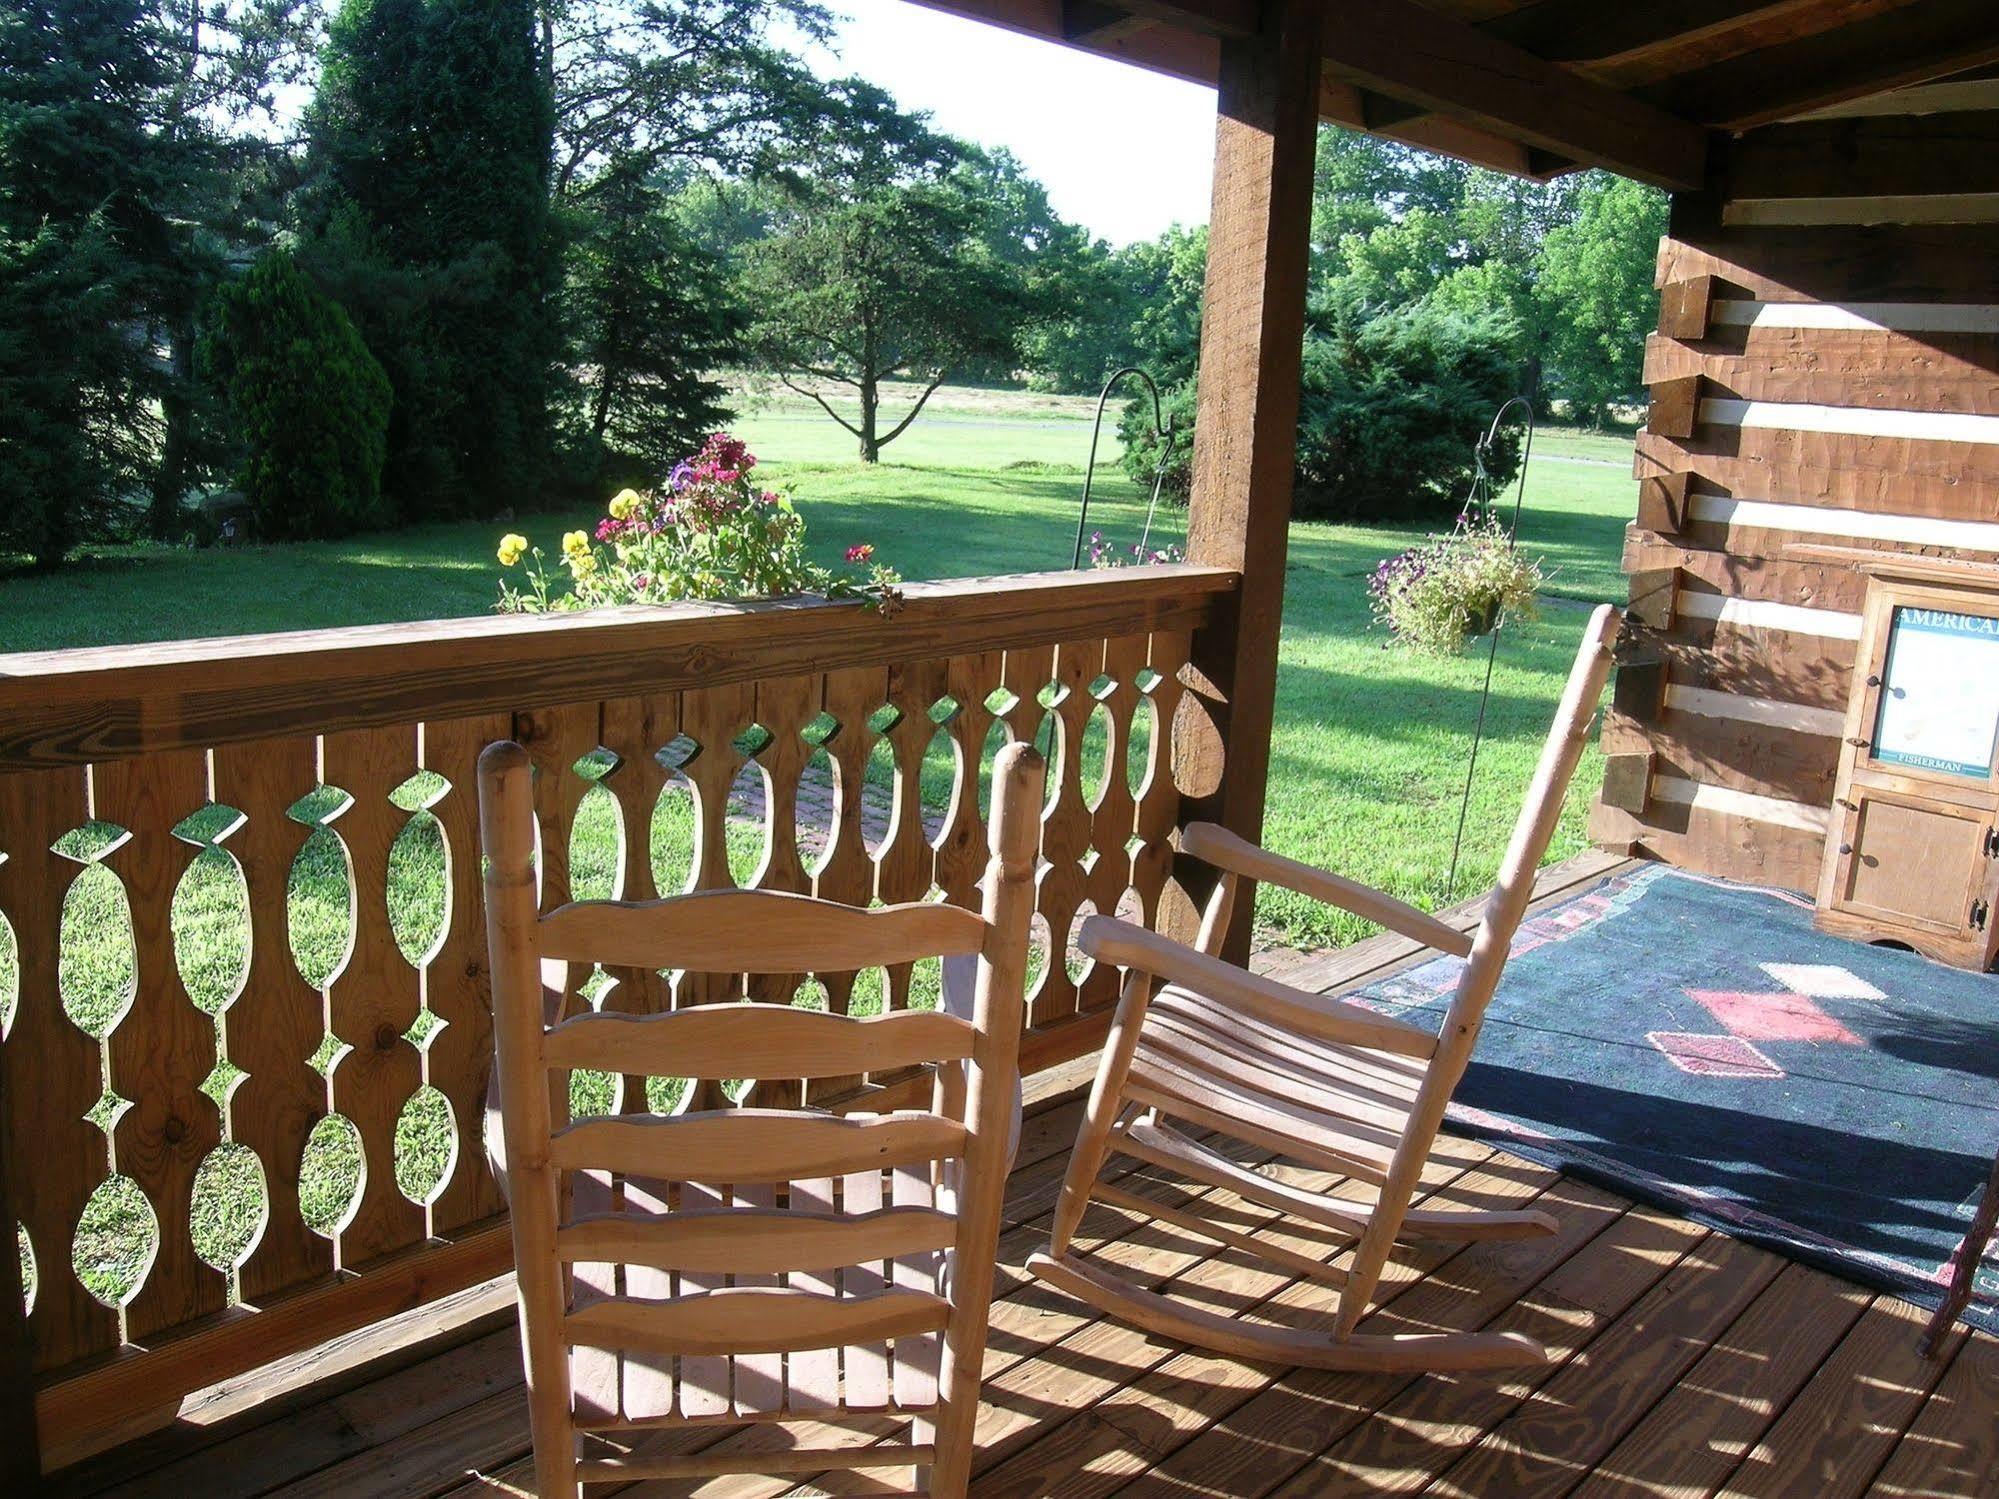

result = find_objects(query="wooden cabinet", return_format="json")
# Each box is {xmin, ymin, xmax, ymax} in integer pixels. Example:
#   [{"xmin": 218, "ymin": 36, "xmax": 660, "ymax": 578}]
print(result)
[{"xmin": 1817, "ymin": 570, "xmax": 1999, "ymax": 971}]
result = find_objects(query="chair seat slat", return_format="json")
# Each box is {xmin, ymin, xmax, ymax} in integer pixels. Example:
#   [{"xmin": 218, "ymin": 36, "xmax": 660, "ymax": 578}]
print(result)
[
  {"xmin": 549, "ymin": 1110, "xmax": 970, "ymax": 1182},
  {"xmin": 564, "ymin": 1286, "xmax": 952, "ymax": 1357},
  {"xmin": 541, "ymin": 1004, "xmax": 975, "ymax": 1080},
  {"xmin": 538, "ymin": 889, "xmax": 987, "ymax": 970}
]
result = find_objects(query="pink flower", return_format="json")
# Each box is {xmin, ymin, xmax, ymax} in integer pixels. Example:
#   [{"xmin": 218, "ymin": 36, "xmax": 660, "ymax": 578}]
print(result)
[{"xmin": 846, "ymin": 543, "xmax": 875, "ymax": 564}]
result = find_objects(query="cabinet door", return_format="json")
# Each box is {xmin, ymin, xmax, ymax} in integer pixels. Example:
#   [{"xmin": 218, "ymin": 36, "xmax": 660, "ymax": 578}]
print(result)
[{"xmin": 1831, "ymin": 790, "xmax": 1989, "ymax": 939}]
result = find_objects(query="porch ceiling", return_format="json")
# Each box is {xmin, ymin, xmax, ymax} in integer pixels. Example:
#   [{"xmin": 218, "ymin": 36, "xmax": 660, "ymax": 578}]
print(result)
[{"xmin": 905, "ymin": 0, "xmax": 1999, "ymax": 190}]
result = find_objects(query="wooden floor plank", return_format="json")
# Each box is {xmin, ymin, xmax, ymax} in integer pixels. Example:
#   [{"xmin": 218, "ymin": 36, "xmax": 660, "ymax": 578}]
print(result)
[
  {"xmin": 1280, "ymin": 1203, "xmax": 1714, "ymax": 1498},
  {"xmin": 1074, "ymin": 1163, "xmax": 1611, "ymax": 1499},
  {"xmin": 1714, "ymin": 1296, "xmax": 1964, "ymax": 1499},
  {"xmin": 1573, "ymin": 1263, "xmax": 1872, "ymax": 1499},
  {"xmin": 1863, "ymin": 1331, "xmax": 1999, "ymax": 1499},
  {"xmin": 429, "ymin": 1131, "xmax": 1297, "ymax": 1499},
  {"xmin": 1422, "ymin": 1230, "xmax": 1783, "ymax": 1498}
]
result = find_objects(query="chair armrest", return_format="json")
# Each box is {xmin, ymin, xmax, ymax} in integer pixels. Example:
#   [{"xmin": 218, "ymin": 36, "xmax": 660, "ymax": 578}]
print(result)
[
  {"xmin": 1180, "ymin": 822, "xmax": 1473, "ymax": 958},
  {"xmin": 1078, "ymin": 917, "xmax": 1437, "ymax": 1061}
]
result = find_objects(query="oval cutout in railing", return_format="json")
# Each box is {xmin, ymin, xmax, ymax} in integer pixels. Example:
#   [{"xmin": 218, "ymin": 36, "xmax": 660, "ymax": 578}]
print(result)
[
  {"xmin": 649, "ymin": 772, "xmax": 697, "ymax": 896},
  {"xmin": 568, "ymin": 781, "xmax": 623, "ymax": 904},
  {"xmin": 299, "ymin": 1113, "xmax": 363, "ymax": 1240},
  {"xmin": 287, "ymin": 796, "xmax": 354, "ymax": 992},
  {"xmin": 394, "ymin": 1085, "xmax": 457, "ymax": 1206},
  {"xmin": 60, "ymin": 858, "xmax": 135, "ymax": 1038},
  {"xmin": 171, "ymin": 833, "xmax": 251, "ymax": 1016},
  {"xmin": 1081, "ymin": 701, "xmax": 1113, "ymax": 813},
  {"xmin": 73, "ymin": 1173, "xmax": 158, "ymax": 1308},
  {"xmin": 921, "ymin": 726, "xmax": 959, "ymax": 848},
  {"xmin": 725, "ymin": 758, "xmax": 767, "ymax": 888},
  {"xmin": 796, "ymin": 744, "xmax": 837, "ymax": 876},
  {"xmin": 388, "ymin": 772, "xmax": 449, "ymax": 968},
  {"xmin": 976, "ymin": 718, "xmax": 1010, "ymax": 822},
  {"xmin": 190, "ymin": 1141, "xmax": 266, "ymax": 1274},
  {"xmin": 1127, "ymin": 693, "xmax": 1157, "ymax": 800}
]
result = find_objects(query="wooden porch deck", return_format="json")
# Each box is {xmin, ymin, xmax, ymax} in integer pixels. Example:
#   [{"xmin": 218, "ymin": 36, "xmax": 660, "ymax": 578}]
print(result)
[{"xmin": 53, "ymin": 857, "xmax": 1999, "ymax": 1499}]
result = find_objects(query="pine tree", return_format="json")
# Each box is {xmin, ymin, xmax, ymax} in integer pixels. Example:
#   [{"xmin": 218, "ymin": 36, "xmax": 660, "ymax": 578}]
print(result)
[
  {"xmin": 0, "ymin": 0, "xmax": 175, "ymax": 565},
  {"xmin": 307, "ymin": 0, "xmax": 556, "ymax": 518},
  {"xmin": 566, "ymin": 165, "xmax": 741, "ymax": 477},
  {"xmin": 204, "ymin": 249, "xmax": 393, "ymax": 539}
]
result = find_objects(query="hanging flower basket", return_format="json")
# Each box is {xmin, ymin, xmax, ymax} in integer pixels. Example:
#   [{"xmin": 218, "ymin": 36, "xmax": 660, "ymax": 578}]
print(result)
[
  {"xmin": 1367, "ymin": 512, "xmax": 1542, "ymax": 656},
  {"xmin": 494, "ymin": 434, "xmax": 901, "ymax": 616}
]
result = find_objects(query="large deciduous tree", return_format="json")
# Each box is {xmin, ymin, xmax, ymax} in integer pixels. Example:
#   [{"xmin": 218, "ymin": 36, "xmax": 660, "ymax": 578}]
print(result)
[
  {"xmin": 1535, "ymin": 173, "xmax": 1666, "ymax": 425},
  {"xmin": 306, "ymin": 0, "xmax": 557, "ymax": 518},
  {"xmin": 738, "ymin": 84, "xmax": 1036, "ymax": 462}
]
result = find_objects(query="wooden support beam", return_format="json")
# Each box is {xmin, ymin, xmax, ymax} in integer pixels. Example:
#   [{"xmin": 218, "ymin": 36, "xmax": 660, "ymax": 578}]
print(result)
[
  {"xmin": 1724, "ymin": 115, "xmax": 1999, "ymax": 204},
  {"xmin": 1313, "ymin": 0, "xmax": 1709, "ymax": 188},
  {"xmin": 1657, "ymin": 275, "xmax": 1715, "ymax": 342},
  {"xmin": 1636, "ymin": 472, "xmax": 1692, "ymax": 536},
  {"xmin": 1480, "ymin": 0, "xmax": 1833, "ymax": 70},
  {"xmin": 1066, "ymin": 0, "xmax": 1253, "ymax": 41},
  {"xmin": 1646, "ymin": 375, "xmax": 1703, "ymax": 440},
  {"xmin": 1654, "ymin": 0, "xmax": 1999, "ymax": 129},
  {"xmin": 1172, "ymin": 0, "xmax": 1323, "ymax": 962}
]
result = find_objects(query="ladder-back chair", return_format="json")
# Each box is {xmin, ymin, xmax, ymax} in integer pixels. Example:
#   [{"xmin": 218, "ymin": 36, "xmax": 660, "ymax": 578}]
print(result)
[
  {"xmin": 479, "ymin": 738, "xmax": 1044, "ymax": 1497},
  {"xmin": 1027, "ymin": 605, "xmax": 1622, "ymax": 1372}
]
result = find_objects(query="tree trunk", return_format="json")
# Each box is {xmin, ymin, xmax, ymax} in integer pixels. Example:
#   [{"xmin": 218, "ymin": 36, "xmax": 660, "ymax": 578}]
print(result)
[
  {"xmin": 858, "ymin": 376, "xmax": 880, "ymax": 463},
  {"xmin": 148, "ymin": 318, "xmax": 196, "ymax": 539}
]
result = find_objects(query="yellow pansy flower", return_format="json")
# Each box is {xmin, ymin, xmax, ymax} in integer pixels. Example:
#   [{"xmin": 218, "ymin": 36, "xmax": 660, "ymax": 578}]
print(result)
[
  {"xmin": 608, "ymin": 488, "xmax": 641, "ymax": 521},
  {"xmin": 562, "ymin": 529, "xmax": 590, "ymax": 558},
  {"xmin": 496, "ymin": 533, "xmax": 528, "ymax": 567}
]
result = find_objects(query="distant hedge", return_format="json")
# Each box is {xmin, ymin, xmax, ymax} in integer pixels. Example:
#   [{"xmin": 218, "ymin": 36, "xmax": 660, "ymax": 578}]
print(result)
[
  {"xmin": 1122, "ymin": 295, "xmax": 1522, "ymax": 523},
  {"xmin": 204, "ymin": 250, "xmax": 392, "ymax": 540}
]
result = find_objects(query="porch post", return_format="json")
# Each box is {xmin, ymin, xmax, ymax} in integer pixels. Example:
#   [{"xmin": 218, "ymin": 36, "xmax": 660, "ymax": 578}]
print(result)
[{"xmin": 1170, "ymin": 0, "xmax": 1323, "ymax": 960}]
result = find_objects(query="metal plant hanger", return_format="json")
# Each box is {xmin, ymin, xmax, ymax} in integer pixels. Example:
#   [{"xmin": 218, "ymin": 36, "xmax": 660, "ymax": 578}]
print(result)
[
  {"xmin": 1443, "ymin": 394, "xmax": 1538, "ymax": 900},
  {"xmin": 1072, "ymin": 367, "xmax": 1174, "ymax": 569}
]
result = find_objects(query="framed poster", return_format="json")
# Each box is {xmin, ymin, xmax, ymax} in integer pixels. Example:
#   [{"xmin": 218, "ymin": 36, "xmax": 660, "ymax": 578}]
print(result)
[{"xmin": 1871, "ymin": 605, "xmax": 1999, "ymax": 780}]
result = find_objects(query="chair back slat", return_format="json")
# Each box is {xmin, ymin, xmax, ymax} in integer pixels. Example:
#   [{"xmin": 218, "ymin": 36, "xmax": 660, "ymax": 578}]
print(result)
[
  {"xmin": 540, "ymin": 1003, "xmax": 975, "ymax": 1079},
  {"xmin": 563, "ymin": 1286, "xmax": 953, "ymax": 1356},
  {"xmin": 477, "ymin": 737, "xmax": 1043, "ymax": 1498},
  {"xmin": 546, "ymin": 1109, "xmax": 969, "ymax": 1181},
  {"xmin": 555, "ymin": 1204, "xmax": 958, "ymax": 1274},
  {"xmin": 536, "ymin": 888, "xmax": 987, "ymax": 969}
]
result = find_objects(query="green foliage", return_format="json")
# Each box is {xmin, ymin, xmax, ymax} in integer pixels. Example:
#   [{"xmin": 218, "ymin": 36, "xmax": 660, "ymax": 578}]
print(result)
[
  {"xmin": 739, "ymin": 81, "xmax": 1036, "ymax": 461},
  {"xmin": 0, "ymin": 0, "xmax": 178, "ymax": 566},
  {"xmin": 564, "ymin": 165, "xmax": 742, "ymax": 477},
  {"xmin": 1294, "ymin": 293, "xmax": 1521, "ymax": 522},
  {"xmin": 203, "ymin": 250, "xmax": 392, "ymax": 539},
  {"xmin": 1117, "ymin": 377, "xmax": 1196, "ymax": 501},
  {"xmin": 306, "ymin": 0, "xmax": 556, "ymax": 519},
  {"xmin": 1536, "ymin": 174, "xmax": 1667, "ymax": 424}
]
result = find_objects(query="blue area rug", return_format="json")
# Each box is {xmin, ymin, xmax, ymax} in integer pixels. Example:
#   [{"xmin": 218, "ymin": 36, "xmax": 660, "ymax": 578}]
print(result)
[{"xmin": 1353, "ymin": 864, "xmax": 1999, "ymax": 1333}]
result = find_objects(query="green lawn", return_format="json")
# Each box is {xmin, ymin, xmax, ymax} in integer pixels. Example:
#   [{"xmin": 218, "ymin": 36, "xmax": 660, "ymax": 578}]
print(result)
[{"xmin": 4, "ymin": 382, "xmax": 1636, "ymax": 1301}]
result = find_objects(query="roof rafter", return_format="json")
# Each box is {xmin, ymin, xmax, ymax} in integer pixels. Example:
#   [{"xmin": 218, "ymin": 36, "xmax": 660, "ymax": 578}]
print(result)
[
  {"xmin": 1480, "ymin": 0, "xmax": 1832, "ymax": 70},
  {"xmin": 1652, "ymin": 0, "xmax": 1999, "ymax": 128},
  {"xmin": 1313, "ymin": 0, "xmax": 1708, "ymax": 188}
]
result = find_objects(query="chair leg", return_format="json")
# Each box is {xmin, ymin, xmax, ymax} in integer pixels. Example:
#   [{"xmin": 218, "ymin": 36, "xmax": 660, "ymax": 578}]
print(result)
[{"xmin": 1049, "ymin": 968, "xmax": 1156, "ymax": 1255}]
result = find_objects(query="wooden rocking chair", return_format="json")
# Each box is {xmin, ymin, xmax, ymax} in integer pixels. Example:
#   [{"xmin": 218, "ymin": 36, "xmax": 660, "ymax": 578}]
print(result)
[
  {"xmin": 479, "ymin": 739, "xmax": 1043, "ymax": 1498},
  {"xmin": 1027, "ymin": 604, "xmax": 1621, "ymax": 1373}
]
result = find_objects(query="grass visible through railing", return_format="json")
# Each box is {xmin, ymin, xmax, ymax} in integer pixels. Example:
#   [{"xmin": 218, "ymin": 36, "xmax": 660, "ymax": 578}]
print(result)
[{"xmin": 14, "ymin": 702, "xmax": 1136, "ymax": 1308}]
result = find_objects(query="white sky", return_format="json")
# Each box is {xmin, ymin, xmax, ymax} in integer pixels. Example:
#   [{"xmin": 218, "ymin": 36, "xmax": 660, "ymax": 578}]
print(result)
[{"xmin": 800, "ymin": 0, "xmax": 1218, "ymax": 245}]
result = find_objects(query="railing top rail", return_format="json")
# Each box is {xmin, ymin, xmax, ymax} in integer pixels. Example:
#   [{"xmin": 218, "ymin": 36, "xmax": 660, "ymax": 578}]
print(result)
[{"xmin": 0, "ymin": 565, "xmax": 1236, "ymax": 770}]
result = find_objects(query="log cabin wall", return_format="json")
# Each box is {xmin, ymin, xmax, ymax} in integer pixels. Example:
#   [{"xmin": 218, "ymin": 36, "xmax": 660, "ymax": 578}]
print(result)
[{"xmin": 1591, "ymin": 93, "xmax": 1999, "ymax": 894}]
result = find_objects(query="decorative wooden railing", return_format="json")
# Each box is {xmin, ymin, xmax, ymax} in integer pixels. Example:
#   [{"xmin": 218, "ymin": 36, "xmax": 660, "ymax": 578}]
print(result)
[{"xmin": 0, "ymin": 565, "xmax": 1235, "ymax": 1468}]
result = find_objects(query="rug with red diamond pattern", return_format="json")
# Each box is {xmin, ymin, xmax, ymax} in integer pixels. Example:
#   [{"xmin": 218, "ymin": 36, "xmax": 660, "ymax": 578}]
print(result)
[{"xmin": 1352, "ymin": 863, "xmax": 1999, "ymax": 1332}]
